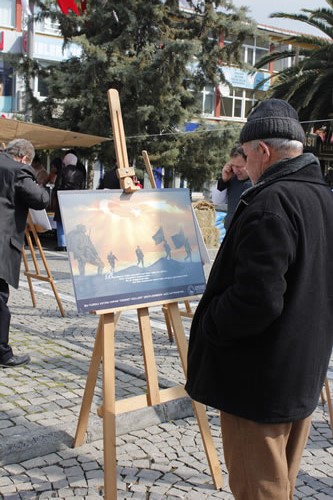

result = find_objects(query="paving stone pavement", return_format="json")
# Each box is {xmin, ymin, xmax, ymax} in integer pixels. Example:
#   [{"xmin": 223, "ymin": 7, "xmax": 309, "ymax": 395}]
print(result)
[{"xmin": 0, "ymin": 240, "xmax": 332, "ymax": 499}]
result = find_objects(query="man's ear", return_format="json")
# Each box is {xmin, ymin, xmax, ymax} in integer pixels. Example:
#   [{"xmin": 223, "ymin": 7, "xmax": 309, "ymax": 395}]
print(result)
[
  {"xmin": 21, "ymin": 155, "xmax": 30, "ymax": 165},
  {"xmin": 258, "ymin": 141, "xmax": 271, "ymax": 162}
]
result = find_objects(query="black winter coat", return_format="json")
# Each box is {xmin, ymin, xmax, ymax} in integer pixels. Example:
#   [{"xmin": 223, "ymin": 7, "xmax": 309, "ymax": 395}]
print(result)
[
  {"xmin": 186, "ymin": 153, "xmax": 333, "ymax": 423},
  {"xmin": 53, "ymin": 164, "xmax": 85, "ymax": 223},
  {"xmin": 0, "ymin": 152, "xmax": 49, "ymax": 288}
]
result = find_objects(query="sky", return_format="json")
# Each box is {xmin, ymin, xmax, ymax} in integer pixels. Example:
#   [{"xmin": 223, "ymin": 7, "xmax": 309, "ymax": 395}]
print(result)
[{"xmin": 231, "ymin": 0, "xmax": 328, "ymax": 36}]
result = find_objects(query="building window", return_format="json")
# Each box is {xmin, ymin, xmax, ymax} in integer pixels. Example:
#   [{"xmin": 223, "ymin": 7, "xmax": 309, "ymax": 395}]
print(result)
[
  {"xmin": 271, "ymin": 43, "xmax": 293, "ymax": 71},
  {"xmin": 34, "ymin": 7, "xmax": 60, "ymax": 35},
  {"xmin": 240, "ymin": 36, "xmax": 270, "ymax": 70},
  {"xmin": 1, "ymin": 0, "xmax": 16, "ymax": 28},
  {"xmin": 195, "ymin": 85, "xmax": 215, "ymax": 116},
  {"xmin": 220, "ymin": 89, "xmax": 264, "ymax": 119},
  {"xmin": 0, "ymin": 61, "xmax": 13, "ymax": 96}
]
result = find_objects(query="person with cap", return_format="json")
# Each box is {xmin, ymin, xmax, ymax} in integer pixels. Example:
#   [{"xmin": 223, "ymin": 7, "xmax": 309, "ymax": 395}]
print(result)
[
  {"xmin": 216, "ymin": 143, "xmax": 252, "ymax": 230},
  {"xmin": 53, "ymin": 152, "xmax": 86, "ymax": 251},
  {"xmin": 0, "ymin": 139, "xmax": 49, "ymax": 367},
  {"xmin": 185, "ymin": 98, "xmax": 333, "ymax": 499}
]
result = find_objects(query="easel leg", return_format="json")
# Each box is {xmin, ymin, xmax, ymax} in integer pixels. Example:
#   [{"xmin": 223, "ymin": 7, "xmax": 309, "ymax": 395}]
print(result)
[
  {"xmin": 102, "ymin": 312, "xmax": 117, "ymax": 500},
  {"xmin": 32, "ymin": 224, "xmax": 65, "ymax": 317},
  {"xmin": 137, "ymin": 307, "xmax": 160, "ymax": 406},
  {"xmin": 22, "ymin": 244, "xmax": 37, "ymax": 307},
  {"xmin": 324, "ymin": 377, "xmax": 333, "ymax": 436},
  {"xmin": 167, "ymin": 301, "xmax": 223, "ymax": 489},
  {"xmin": 73, "ymin": 318, "xmax": 103, "ymax": 447},
  {"xmin": 162, "ymin": 305, "xmax": 174, "ymax": 342}
]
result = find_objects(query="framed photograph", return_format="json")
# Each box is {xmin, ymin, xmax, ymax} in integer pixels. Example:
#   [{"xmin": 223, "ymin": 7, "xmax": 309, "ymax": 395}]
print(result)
[{"xmin": 58, "ymin": 188, "xmax": 206, "ymax": 312}]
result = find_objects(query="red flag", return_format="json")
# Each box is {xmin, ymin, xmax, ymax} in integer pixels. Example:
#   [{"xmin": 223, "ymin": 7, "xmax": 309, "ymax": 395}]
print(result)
[
  {"xmin": 80, "ymin": 1, "xmax": 87, "ymax": 12},
  {"xmin": 57, "ymin": 0, "xmax": 80, "ymax": 15}
]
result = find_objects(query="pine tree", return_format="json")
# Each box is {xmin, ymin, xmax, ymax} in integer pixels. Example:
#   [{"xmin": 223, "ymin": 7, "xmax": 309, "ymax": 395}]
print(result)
[{"xmin": 17, "ymin": 0, "xmax": 257, "ymax": 187}]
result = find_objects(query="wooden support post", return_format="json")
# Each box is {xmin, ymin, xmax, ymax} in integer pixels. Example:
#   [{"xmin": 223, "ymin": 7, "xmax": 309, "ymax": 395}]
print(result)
[
  {"xmin": 73, "ymin": 317, "xmax": 103, "ymax": 447},
  {"xmin": 324, "ymin": 377, "xmax": 333, "ymax": 436},
  {"xmin": 142, "ymin": 150, "xmax": 157, "ymax": 188},
  {"xmin": 167, "ymin": 301, "xmax": 223, "ymax": 490},
  {"xmin": 107, "ymin": 89, "xmax": 140, "ymax": 193},
  {"xmin": 137, "ymin": 307, "xmax": 160, "ymax": 406},
  {"xmin": 102, "ymin": 312, "xmax": 117, "ymax": 500},
  {"xmin": 23, "ymin": 214, "xmax": 65, "ymax": 317}
]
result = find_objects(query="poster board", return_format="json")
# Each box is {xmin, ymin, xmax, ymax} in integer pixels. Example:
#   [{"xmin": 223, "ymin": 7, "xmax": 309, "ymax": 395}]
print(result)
[
  {"xmin": 58, "ymin": 188, "xmax": 206, "ymax": 313},
  {"xmin": 29, "ymin": 208, "xmax": 52, "ymax": 233}
]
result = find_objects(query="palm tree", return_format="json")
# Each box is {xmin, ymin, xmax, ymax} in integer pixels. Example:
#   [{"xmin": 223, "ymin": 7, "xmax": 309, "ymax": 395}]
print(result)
[{"xmin": 255, "ymin": 0, "xmax": 333, "ymax": 123}]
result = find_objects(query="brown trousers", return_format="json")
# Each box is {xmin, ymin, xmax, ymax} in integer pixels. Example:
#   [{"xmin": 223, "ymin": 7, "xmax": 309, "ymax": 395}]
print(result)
[{"xmin": 220, "ymin": 411, "xmax": 312, "ymax": 500}]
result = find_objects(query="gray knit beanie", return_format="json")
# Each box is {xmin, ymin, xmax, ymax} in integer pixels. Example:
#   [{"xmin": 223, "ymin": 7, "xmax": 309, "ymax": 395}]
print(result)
[{"xmin": 239, "ymin": 98, "xmax": 305, "ymax": 144}]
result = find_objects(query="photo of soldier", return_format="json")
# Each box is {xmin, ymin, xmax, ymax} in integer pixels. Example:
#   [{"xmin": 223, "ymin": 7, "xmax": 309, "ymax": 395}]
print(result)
[
  {"xmin": 67, "ymin": 224, "xmax": 104, "ymax": 276},
  {"xmin": 107, "ymin": 251, "xmax": 118, "ymax": 274},
  {"xmin": 135, "ymin": 245, "xmax": 144, "ymax": 267},
  {"xmin": 164, "ymin": 241, "xmax": 172, "ymax": 260},
  {"xmin": 184, "ymin": 238, "xmax": 192, "ymax": 262}
]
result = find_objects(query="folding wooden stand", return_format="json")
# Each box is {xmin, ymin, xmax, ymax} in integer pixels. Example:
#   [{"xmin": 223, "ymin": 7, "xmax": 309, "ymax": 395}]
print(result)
[
  {"xmin": 73, "ymin": 299, "xmax": 223, "ymax": 499},
  {"xmin": 22, "ymin": 213, "xmax": 65, "ymax": 317},
  {"xmin": 72, "ymin": 89, "xmax": 223, "ymax": 498}
]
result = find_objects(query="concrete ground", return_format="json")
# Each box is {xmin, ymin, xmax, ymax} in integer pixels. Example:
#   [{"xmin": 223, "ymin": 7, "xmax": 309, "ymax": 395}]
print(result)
[{"xmin": 0, "ymin": 235, "xmax": 332, "ymax": 499}]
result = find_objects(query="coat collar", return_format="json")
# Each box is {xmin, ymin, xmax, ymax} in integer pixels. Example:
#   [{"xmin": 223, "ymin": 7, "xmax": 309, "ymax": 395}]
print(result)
[{"xmin": 241, "ymin": 152, "xmax": 325, "ymax": 203}]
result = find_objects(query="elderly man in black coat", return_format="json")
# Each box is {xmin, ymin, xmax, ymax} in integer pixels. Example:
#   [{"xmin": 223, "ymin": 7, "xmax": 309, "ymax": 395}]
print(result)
[
  {"xmin": 0, "ymin": 139, "xmax": 49, "ymax": 368},
  {"xmin": 186, "ymin": 99, "xmax": 333, "ymax": 499}
]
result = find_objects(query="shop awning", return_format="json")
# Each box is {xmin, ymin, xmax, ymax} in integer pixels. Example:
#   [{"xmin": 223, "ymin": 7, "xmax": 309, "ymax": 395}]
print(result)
[{"xmin": 0, "ymin": 117, "xmax": 111, "ymax": 149}]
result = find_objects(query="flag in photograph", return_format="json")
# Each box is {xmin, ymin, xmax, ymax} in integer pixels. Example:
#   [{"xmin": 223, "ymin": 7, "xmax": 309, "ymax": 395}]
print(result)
[
  {"xmin": 171, "ymin": 230, "xmax": 186, "ymax": 249},
  {"xmin": 152, "ymin": 226, "xmax": 165, "ymax": 245}
]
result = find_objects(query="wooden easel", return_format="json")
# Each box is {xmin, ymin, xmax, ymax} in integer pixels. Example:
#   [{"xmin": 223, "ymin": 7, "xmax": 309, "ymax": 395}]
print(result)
[
  {"xmin": 72, "ymin": 89, "xmax": 223, "ymax": 498},
  {"xmin": 22, "ymin": 213, "xmax": 65, "ymax": 317},
  {"xmin": 73, "ymin": 299, "xmax": 223, "ymax": 499}
]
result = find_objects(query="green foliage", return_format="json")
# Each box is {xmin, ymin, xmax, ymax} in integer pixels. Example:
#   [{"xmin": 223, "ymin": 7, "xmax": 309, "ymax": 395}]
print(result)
[
  {"xmin": 255, "ymin": 0, "xmax": 333, "ymax": 123},
  {"xmin": 176, "ymin": 123, "xmax": 241, "ymax": 189},
  {"xmin": 13, "ymin": 0, "xmax": 256, "ymax": 188}
]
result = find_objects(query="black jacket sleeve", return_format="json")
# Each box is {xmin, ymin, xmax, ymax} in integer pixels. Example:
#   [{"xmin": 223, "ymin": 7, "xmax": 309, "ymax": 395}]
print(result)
[
  {"xmin": 217, "ymin": 178, "xmax": 229, "ymax": 192},
  {"xmin": 15, "ymin": 164, "xmax": 50, "ymax": 210}
]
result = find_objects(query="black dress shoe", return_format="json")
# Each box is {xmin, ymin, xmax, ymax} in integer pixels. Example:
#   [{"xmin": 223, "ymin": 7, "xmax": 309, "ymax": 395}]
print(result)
[
  {"xmin": 55, "ymin": 246, "xmax": 67, "ymax": 252},
  {"xmin": 0, "ymin": 354, "xmax": 31, "ymax": 368}
]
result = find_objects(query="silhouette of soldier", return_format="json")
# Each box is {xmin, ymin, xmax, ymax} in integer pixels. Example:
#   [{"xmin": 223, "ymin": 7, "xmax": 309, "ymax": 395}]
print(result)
[
  {"xmin": 67, "ymin": 224, "xmax": 104, "ymax": 276},
  {"xmin": 107, "ymin": 251, "xmax": 118, "ymax": 273},
  {"xmin": 136, "ymin": 245, "xmax": 144, "ymax": 267},
  {"xmin": 164, "ymin": 240, "xmax": 172, "ymax": 260},
  {"xmin": 184, "ymin": 238, "xmax": 192, "ymax": 262}
]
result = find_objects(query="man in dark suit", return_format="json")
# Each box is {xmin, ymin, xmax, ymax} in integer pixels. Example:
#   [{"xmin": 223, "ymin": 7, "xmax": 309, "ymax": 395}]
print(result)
[{"xmin": 0, "ymin": 139, "xmax": 49, "ymax": 368}]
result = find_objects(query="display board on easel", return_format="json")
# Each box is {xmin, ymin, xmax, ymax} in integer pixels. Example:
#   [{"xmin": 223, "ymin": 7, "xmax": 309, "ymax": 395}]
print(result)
[
  {"xmin": 63, "ymin": 89, "xmax": 223, "ymax": 499},
  {"xmin": 58, "ymin": 188, "xmax": 206, "ymax": 312}
]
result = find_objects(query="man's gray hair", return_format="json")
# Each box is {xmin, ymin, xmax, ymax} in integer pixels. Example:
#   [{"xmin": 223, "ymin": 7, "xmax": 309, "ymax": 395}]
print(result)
[
  {"xmin": 5, "ymin": 139, "xmax": 35, "ymax": 164},
  {"xmin": 249, "ymin": 138, "xmax": 303, "ymax": 154}
]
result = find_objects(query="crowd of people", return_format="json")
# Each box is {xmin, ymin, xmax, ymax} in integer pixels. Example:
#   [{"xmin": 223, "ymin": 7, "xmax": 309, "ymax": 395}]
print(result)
[{"xmin": 1, "ymin": 98, "xmax": 333, "ymax": 499}]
